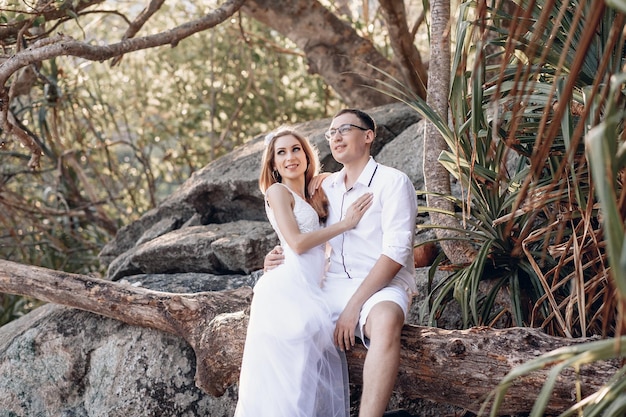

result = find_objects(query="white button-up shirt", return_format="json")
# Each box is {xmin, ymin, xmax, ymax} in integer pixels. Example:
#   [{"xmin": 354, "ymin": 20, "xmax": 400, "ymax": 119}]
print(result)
[{"xmin": 322, "ymin": 157, "xmax": 417, "ymax": 294}]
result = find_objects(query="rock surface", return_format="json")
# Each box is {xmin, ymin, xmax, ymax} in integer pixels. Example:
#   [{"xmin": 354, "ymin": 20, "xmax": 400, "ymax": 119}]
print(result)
[{"xmin": 0, "ymin": 274, "xmax": 243, "ymax": 417}]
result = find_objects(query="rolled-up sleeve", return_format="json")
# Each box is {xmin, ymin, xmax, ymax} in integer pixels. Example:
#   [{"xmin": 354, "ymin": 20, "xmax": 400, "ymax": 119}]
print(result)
[{"xmin": 381, "ymin": 174, "xmax": 417, "ymax": 267}]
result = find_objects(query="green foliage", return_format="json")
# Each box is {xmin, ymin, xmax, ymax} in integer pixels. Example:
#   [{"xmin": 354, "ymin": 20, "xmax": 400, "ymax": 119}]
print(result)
[
  {"xmin": 0, "ymin": 2, "xmax": 338, "ymax": 281},
  {"xmin": 483, "ymin": 67, "xmax": 626, "ymax": 417},
  {"xmin": 379, "ymin": 0, "xmax": 623, "ymax": 338},
  {"xmin": 586, "ymin": 73, "xmax": 626, "ymax": 295},
  {"xmin": 398, "ymin": 0, "xmax": 626, "ymax": 414},
  {"xmin": 411, "ymin": 0, "xmax": 625, "ymax": 340}
]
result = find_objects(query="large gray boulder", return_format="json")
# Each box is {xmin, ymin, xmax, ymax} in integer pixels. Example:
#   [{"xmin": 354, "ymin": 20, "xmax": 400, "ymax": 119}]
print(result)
[
  {"xmin": 0, "ymin": 273, "xmax": 250, "ymax": 417},
  {"xmin": 107, "ymin": 220, "xmax": 276, "ymax": 281}
]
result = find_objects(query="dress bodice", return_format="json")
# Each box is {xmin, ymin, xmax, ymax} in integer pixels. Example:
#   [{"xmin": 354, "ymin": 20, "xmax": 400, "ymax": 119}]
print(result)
[
  {"xmin": 264, "ymin": 184, "xmax": 325, "ymax": 283},
  {"xmin": 265, "ymin": 184, "xmax": 322, "ymax": 247}
]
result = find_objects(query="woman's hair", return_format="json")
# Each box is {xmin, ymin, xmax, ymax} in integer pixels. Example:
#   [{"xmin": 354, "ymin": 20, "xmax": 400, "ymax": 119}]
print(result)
[{"xmin": 259, "ymin": 128, "xmax": 329, "ymax": 222}]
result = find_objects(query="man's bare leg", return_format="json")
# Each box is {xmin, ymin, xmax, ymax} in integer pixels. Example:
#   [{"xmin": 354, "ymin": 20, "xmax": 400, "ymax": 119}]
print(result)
[{"xmin": 358, "ymin": 301, "xmax": 405, "ymax": 417}]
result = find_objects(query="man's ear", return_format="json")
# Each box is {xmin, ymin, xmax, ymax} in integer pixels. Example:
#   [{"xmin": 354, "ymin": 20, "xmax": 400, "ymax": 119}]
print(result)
[{"xmin": 364, "ymin": 129, "xmax": 375, "ymax": 144}]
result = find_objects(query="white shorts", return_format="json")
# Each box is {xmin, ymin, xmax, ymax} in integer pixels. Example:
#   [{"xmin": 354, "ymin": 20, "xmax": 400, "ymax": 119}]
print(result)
[{"xmin": 322, "ymin": 277, "xmax": 411, "ymax": 347}]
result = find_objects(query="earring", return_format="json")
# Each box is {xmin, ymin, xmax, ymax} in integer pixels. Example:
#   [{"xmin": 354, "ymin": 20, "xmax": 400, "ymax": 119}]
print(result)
[{"xmin": 272, "ymin": 169, "xmax": 281, "ymax": 182}]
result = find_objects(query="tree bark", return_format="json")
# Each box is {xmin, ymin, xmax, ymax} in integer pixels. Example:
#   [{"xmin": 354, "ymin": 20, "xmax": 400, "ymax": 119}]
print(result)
[
  {"xmin": 0, "ymin": 260, "xmax": 619, "ymax": 415},
  {"xmin": 241, "ymin": 0, "xmax": 413, "ymax": 108},
  {"xmin": 424, "ymin": 0, "xmax": 477, "ymax": 264},
  {"xmin": 110, "ymin": 0, "xmax": 168, "ymax": 66}
]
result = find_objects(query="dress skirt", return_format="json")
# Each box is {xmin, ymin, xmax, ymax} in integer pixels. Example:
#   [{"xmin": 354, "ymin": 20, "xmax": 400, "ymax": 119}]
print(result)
[{"xmin": 234, "ymin": 246, "xmax": 349, "ymax": 417}]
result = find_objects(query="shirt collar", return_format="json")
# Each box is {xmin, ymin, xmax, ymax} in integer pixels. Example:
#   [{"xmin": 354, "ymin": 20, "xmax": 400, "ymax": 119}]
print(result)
[{"xmin": 330, "ymin": 157, "xmax": 377, "ymax": 190}]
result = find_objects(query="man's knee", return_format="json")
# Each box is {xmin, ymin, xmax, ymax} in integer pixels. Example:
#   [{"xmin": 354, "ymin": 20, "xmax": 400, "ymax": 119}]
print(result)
[{"xmin": 364, "ymin": 301, "xmax": 404, "ymax": 340}]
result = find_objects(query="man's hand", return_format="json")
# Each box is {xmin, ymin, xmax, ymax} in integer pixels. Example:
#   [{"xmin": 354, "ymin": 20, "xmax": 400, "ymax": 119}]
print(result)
[
  {"xmin": 263, "ymin": 245, "xmax": 284, "ymax": 272},
  {"xmin": 333, "ymin": 302, "xmax": 361, "ymax": 351}
]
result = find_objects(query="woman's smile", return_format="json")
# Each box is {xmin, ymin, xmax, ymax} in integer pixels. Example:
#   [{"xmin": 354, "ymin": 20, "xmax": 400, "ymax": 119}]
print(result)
[{"xmin": 274, "ymin": 135, "xmax": 308, "ymax": 180}]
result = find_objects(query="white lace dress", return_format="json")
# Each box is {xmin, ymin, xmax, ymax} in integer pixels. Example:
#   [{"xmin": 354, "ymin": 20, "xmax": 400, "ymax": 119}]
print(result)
[{"xmin": 235, "ymin": 184, "xmax": 349, "ymax": 417}]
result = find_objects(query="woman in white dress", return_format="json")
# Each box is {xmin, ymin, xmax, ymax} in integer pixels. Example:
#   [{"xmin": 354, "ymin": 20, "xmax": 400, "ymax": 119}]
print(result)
[{"xmin": 234, "ymin": 128, "xmax": 372, "ymax": 417}]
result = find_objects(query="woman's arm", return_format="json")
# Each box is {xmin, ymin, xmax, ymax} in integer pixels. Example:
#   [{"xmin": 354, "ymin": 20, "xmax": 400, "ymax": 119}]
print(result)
[{"xmin": 267, "ymin": 185, "xmax": 372, "ymax": 255}]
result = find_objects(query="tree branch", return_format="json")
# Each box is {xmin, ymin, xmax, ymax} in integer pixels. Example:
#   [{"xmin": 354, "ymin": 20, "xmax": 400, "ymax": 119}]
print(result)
[
  {"xmin": 0, "ymin": 0, "xmax": 106, "ymax": 42},
  {"xmin": 0, "ymin": 259, "xmax": 619, "ymax": 415},
  {"xmin": 0, "ymin": 0, "xmax": 246, "ymax": 168},
  {"xmin": 378, "ymin": 0, "xmax": 428, "ymax": 99},
  {"xmin": 240, "ymin": 0, "xmax": 401, "ymax": 108},
  {"xmin": 0, "ymin": 0, "xmax": 246, "ymax": 87},
  {"xmin": 110, "ymin": 0, "xmax": 167, "ymax": 66}
]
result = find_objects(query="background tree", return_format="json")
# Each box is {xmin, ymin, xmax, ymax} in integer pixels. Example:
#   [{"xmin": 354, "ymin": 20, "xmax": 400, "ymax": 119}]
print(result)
[{"xmin": 423, "ymin": 0, "xmax": 477, "ymax": 265}]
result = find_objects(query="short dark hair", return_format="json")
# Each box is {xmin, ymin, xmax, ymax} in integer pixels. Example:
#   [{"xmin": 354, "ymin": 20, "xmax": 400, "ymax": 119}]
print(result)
[{"xmin": 333, "ymin": 108, "xmax": 376, "ymax": 133}]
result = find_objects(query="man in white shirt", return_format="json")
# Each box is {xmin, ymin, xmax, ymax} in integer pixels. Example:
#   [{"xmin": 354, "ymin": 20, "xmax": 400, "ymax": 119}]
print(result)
[{"xmin": 266, "ymin": 108, "xmax": 417, "ymax": 417}]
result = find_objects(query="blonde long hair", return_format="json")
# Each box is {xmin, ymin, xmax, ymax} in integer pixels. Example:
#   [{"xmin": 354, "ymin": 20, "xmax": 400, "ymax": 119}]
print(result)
[{"xmin": 259, "ymin": 128, "xmax": 329, "ymax": 222}]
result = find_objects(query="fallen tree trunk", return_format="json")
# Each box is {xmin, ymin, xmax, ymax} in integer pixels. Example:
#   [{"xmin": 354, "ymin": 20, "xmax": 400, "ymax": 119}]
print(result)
[{"xmin": 0, "ymin": 260, "xmax": 619, "ymax": 415}]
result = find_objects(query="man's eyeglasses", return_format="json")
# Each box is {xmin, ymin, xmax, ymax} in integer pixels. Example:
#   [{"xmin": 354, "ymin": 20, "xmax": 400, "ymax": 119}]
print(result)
[{"xmin": 324, "ymin": 124, "xmax": 369, "ymax": 141}]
